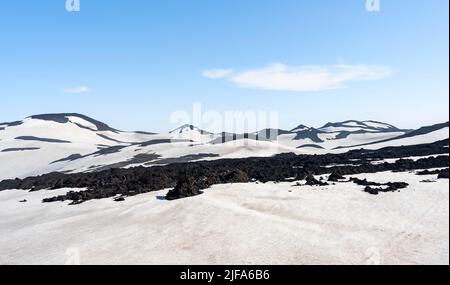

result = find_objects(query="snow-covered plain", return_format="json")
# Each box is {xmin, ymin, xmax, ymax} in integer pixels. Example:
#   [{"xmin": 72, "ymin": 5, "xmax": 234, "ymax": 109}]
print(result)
[{"xmin": 0, "ymin": 171, "xmax": 448, "ymax": 265}]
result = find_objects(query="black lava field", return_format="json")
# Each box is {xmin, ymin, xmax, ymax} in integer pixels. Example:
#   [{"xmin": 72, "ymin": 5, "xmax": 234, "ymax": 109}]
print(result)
[{"xmin": 0, "ymin": 139, "xmax": 448, "ymax": 203}]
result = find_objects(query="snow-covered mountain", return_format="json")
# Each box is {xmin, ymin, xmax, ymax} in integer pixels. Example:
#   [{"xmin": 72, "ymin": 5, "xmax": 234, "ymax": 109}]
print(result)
[
  {"xmin": 269, "ymin": 120, "xmax": 412, "ymax": 151},
  {"xmin": 0, "ymin": 113, "xmax": 448, "ymax": 180},
  {"xmin": 169, "ymin": 124, "xmax": 217, "ymax": 143},
  {"xmin": 318, "ymin": 120, "xmax": 401, "ymax": 133},
  {"xmin": 0, "ymin": 114, "xmax": 158, "ymax": 179}
]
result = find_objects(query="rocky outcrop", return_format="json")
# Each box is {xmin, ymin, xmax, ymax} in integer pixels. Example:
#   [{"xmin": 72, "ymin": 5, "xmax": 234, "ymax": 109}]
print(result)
[
  {"xmin": 328, "ymin": 172, "xmax": 345, "ymax": 182},
  {"xmin": 350, "ymin": 178, "xmax": 382, "ymax": 186},
  {"xmin": 416, "ymin": 168, "xmax": 449, "ymax": 179},
  {"xmin": 166, "ymin": 170, "xmax": 249, "ymax": 200},
  {"xmin": 438, "ymin": 169, "xmax": 449, "ymax": 179},
  {"xmin": 305, "ymin": 175, "xmax": 329, "ymax": 186},
  {"xmin": 363, "ymin": 182, "xmax": 409, "ymax": 195},
  {"xmin": 166, "ymin": 177, "xmax": 207, "ymax": 200}
]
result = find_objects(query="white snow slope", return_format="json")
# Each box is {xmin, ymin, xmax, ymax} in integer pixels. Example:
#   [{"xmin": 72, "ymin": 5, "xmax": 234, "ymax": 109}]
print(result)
[{"xmin": 0, "ymin": 171, "xmax": 448, "ymax": 265}]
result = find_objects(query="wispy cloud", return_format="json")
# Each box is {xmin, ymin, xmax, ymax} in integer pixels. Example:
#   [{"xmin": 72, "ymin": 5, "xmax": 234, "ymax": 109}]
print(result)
[
  {"xmin": 202, "ymin": 69, "xmax": 233, "ymax": 79},
  {"xmin": 204, "ymin": 63, "xmax": 392, "ymax": 92},
  {"xmin": 62, "ymin": 86, "xmax": 90, "ymax": 94}
]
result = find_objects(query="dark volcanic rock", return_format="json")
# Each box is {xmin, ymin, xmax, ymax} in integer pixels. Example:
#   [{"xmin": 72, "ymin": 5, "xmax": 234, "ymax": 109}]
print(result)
[
  {"xmin": 165, "ymin": 170, "xmax": 249, "ymax": 201},
  {"xmin": 166, "ymin": 177, "xmax": 207, "ymax": 200},
  {"xmin": 352, "ymin": 177, "xmax": 409, "ymax": 195},
  {"xmin": 416, "ymin": 168, "xmax": 449, "ymax": 179},
  {"xmin": 305, "ymin": 175, "xmax": 329, "ymax": 186},
  {"xmin": 222, "ymin": 169, "xmax": 249, "ymax": 184},
  {"xmin": 363, "ymin": 182, "xmax": 409, "ymax": 195},
  {"xmin": 363, "ymin": 186, "xmax": 380, "ymax": 195},
  {"xmin": 438, "ymin": 169, "xmax": 449, "ymax": 179},
  {"xmin": 0, "ymin": 178, "xmax": 22, "ymax": 190},
  {"xmin": 328, "ymin": 172, "xmax": 345, "ymax": 182},
  {"xmin": 416, "ymin": 169, "xmax": 442, "ymax": 175},
  {"xmin": 350, "ymin": 178, "xmax": 382, "ymax": 186},
  {"xmin": 420, "ymin": 179, "xmax": 436, "ymax": 183}
]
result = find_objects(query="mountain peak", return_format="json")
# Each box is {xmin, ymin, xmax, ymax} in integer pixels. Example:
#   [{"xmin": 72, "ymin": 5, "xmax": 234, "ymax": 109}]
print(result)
[
  {"xmin": 290, "ymin": 124, "xmax": 310, "ymax": 132},
  {"xmin": 28, "ymin": 113, "xmax": 118, "ymax": 132},
  {"xmin": 319, "ymin": 120, "xmax": 399, "ymax": 132},
  {"xmin": 170, "ymin": 124, "xmax": 212, "ymax": 135}
]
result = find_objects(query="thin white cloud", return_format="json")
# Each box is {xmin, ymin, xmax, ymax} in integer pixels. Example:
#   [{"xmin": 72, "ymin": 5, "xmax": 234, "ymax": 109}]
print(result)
[
  {"xmin": 63, "ymin": 86, "xmax": 90, "ymax": 94},
  {"xmin": 205, "ymin": 63, "xmax": 392, "ymax": 92},
  {"xmin": 202, "ymin": 69, "xmax": 233, "ymax": 79}
]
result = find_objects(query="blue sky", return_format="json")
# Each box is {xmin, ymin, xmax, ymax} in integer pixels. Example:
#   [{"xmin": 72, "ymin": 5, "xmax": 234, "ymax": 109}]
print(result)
[{"xmin": 0, "ymin": 0, "xmax": 448, "ymax": 132}]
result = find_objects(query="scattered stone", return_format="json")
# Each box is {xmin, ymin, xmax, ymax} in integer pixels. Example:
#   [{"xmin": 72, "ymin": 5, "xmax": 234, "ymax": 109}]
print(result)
[
  {"xmin": 328, "ymin": 172, "xmax": 345, "ymax": 182},
  {"xmin": 364, "ymin": 186, "xmax": 379, "ymax": 195},
  {"xmin": 305, "ymin": 175, "xmax": 329, "ymax": 186},
  {"xmin": 350, "ymin": 178, "xmax": 382, "ymax": 186},
  {"xmin": 363, "ymin": 182, "xmax": 409, "ymax": 195}
]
